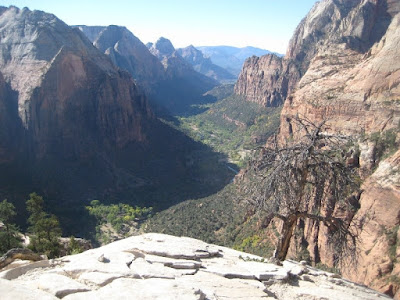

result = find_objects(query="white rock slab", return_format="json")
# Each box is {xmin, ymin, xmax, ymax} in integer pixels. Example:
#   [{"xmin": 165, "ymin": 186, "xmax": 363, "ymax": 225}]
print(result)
[
  {"xmin": 177, "ymin": 271, "xmax": 270, "ymax": 299},
  {"xmin": 0, "ymin": 260, "xmax": 50, "ymax": 280},
  {"xmin": 35, "ymin": 273, "xmax": 90, "ymax": 298},
  {"xmin": 0, "ymin": 278, "xmax": 57, "ymax": 300},
  {"xmin": 64, "ymin": 278, "xmax": 205, "ymax": 300},
  {"xmin": 130, "ymin": 258, "xmax": 196, "ymax": 279},
  {"xmin": 78, "ymin": 271, "xmax": 126, "ymax": 287}
]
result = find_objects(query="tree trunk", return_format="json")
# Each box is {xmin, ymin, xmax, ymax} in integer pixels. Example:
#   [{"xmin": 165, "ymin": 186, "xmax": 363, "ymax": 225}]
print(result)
[
  {"xmin": 5, "ymin": 224, "xmax": 10, "ymax": 249},
  {"xmin": 274, "ymin": 215, "xmax": 298, "ymax": 261}
]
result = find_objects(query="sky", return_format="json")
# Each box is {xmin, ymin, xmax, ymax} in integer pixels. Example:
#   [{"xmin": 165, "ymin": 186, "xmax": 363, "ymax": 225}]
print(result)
[{"xmin": 0, "ymin": 0, "xmax": 319, "ymax": 54}]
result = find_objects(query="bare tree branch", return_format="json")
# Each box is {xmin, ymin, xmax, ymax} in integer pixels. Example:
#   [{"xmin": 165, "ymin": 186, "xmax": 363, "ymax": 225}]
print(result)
[{"xmin": 241, "ymin": 116, "xmax": 361, "ymax": 265}]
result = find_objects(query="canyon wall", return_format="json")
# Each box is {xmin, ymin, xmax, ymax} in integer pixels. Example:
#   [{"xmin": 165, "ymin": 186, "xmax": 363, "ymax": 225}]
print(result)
[{"xmin": 235, "ymin": 0, "xmax": 400, "ymax": 297}]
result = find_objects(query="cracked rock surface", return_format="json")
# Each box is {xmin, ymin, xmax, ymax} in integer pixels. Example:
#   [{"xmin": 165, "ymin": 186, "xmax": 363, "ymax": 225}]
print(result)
[{"xmin": 0, "ymin": 233, "xmax": 390, "ymax": 299}]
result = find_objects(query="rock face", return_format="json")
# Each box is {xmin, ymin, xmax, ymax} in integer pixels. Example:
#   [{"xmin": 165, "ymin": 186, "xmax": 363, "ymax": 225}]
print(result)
[
  {"xmin": 0, "ymin": 6, "xmax": 218, "ymax": 222},
  {"xmin": 234, "ymin": 54, "xmax": 290, "ymax": 106},
  {"xmin": 177, "ymin": 45, "xmax": 237, "ymax": 83},
  {"xmin": 236, "ymin": 0, "xmax": 400, "ymax": 297},
  {"xmin": 0, "ymin": 6, "xmax": 150, "ymax": 160},
  {"xmin": 149, "ymin": 37, "xmax": 176, "ymax": 59},
  {"xmin": 234, "ymin": 0, "xmax": 399, "ymax": 107},
  {"xmin": 0, "ymin": 233, "xmax": 389, "ymax": 300},
  {"xmin": 77, "ymin": 25, "xmax": 166, "ymax": 92},
  {"xmin": 280, "ymin": 0, "xmax": 400, "ymax": 138}
]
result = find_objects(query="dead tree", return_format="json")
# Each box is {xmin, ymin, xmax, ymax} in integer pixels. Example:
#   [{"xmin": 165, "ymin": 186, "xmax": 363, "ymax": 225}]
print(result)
[{"xmin": 242, "ymin": 117, "xmax": 360, "ymax": 263}]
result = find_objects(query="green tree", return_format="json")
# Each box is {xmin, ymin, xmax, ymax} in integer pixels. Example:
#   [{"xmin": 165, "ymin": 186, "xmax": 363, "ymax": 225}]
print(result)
[
  {"xmin": 26, "ymin": 193, "xmax": 62, "ymax": 258},
  {"xmin": 67, "ymin": 236, "xmax": 83, "ymax": 255},
  {"xmin": 0, "ymin": 199, "xmax": 22, "ymax": 254}
]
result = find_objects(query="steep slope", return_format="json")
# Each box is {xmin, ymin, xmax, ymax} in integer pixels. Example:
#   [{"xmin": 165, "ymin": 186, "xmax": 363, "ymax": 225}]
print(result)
[
  {"xmin": 235, "ymin": 0, "xmax": 400, "ymax": 297},
  {"xmin": 197, "ymin": 46, "xmax": 274, "ymax": 77},
  {"xmin": 0, "ymin": 233, "xmax": 390, "ymax": 300},
  {"xmin": 177, "ymin": 45, "xmax": 237, "ymax": 83},
  {"xmin": 0, "ymin": 7, "xmax": 147, "ymax": 159},
  {"xmin": 234, "ymin": 0, "xmax": 396, "ymax": 107},
  {"xmin": 277, "ymin": 0, "xmax": 400, "ymax": 296},
  {"xmin": 0, "ymin": 7, "xmax": 231, "ymax": 232},
  {"xmin": 77, "ymin": 25, "xmax": 166, "ymax": 92}
]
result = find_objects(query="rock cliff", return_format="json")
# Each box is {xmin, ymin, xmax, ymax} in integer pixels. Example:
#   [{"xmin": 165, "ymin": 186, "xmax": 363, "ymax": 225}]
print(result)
[
  {"xmin": 235, "ymin": 0, "xmax": 400, "ymax": 297},
  {"xmin": 0, "ymin": 233, "xmax": 390, "ymax": 300},
  {"xmin": 78, "ymin": 25, "xmax": 166, "ymax": 91},
  {"xmin": 234, "ymin": 0, "xmax": 399, "ymax": 108},
  {"xmin": 0, "ymin": 6, "xmax": 225, "ymax": 227},
  {"xmin": 0, "ymin": 7, "xmax": 150, "ymax": 160}
]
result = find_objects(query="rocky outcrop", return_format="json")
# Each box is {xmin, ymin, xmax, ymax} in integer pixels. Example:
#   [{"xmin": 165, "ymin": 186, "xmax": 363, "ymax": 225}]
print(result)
[
  {"xmin": 148, "ymin": 37, "xmax": 218, "ymax": 88},
  {"xmin": 271, "ymin": 0, "xmax": 400, "ymax": 297},
  {"xmin": 0, "ymin": 7, "xmax": 151, "ymax": 160},
  {"xmin": 234, "ymin": 0, "xmax": 398, "ymax": 107},
  {"xmin": 148, "ymin": 37, "xmax": 176, "ymax": 59},
  {"xmin": 234, "ymin": 55, "xmax": 289, "ymax": 106},
  {"xmin": 177, "ymin": 45, "xmax": 237, "ymax": 83},
  {"xmin": 0, "ymin": 233, "xmax": 389, "ymax": 299},
  {"xmin": 233, "ymin": 0, "xmax": 400, "ymax": 297}
]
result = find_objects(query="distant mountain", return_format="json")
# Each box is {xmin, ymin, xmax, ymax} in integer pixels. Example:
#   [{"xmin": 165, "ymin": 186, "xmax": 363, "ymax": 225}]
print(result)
[
  {"xmin": 76, "ymin": 25, "xmax": 165, "ymax": 93},
  {"xmin": 196, "ymin": 46, "xmax": 280, "ymax": 76},
  {"xmin": 147, "ymin": 37, "xmax": 219, "ymax": 115},
  {"xmin": 176, "ymin": 45, "xmax": 237, "ymax": 83},
  {"xmin": 0, "ymin": 7, "xmax": 230, "ymax": 233},
  {"xmin": 77, "ymin": 28, "xmax": 218, "ymax": 115}
]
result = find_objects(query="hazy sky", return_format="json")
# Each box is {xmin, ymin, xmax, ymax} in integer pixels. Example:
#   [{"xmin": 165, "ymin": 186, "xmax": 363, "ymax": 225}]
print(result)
[{"xmin": 0, "ymin": 0, "xmax": 319, "ymax": 53}]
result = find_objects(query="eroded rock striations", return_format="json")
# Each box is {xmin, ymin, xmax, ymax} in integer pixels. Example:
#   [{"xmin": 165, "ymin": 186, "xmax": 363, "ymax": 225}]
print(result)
[
  {"xmin": 0, "ymin": 6, "xmax": 151, "ymax": 160},
  {"xmin": 234, "ymin": 0, "xmax": 400, "ymax": 297},
  {"xmin": 0, "ymin": 233, "xmax": 390, "ymax": 300}
]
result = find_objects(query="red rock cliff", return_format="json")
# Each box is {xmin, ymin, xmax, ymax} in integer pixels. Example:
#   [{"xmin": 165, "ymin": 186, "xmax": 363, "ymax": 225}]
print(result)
[{"xmin": 236, "ymin": 0, "xmax": 400, "ymax": 297}]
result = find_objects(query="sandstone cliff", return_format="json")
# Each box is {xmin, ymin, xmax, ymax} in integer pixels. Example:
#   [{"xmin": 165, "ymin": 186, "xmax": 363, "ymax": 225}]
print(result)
[
  {"xmin": 0, "ymin": 7, "xmax": 225, "ymax": 228},
  {"xmin": 0, "ymin": 7, "xmax": 151, "ymax": 160},
  {"xmin": 236, "ymin": 0, "xmax": 400, "ymax": 297},
  {"xmin": 234, "ymin": 0, "xmax": 398, "ymax": 108},
  {"xmin": 0, "ymin": 233, "xmax": 390, "ymax": 299}
]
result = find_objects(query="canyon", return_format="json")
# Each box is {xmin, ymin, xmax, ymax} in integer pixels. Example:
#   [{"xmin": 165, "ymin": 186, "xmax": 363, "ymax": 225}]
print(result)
[{"xmin": 0, "ymin": 0, "xmax": 399, "ymax": 298}]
